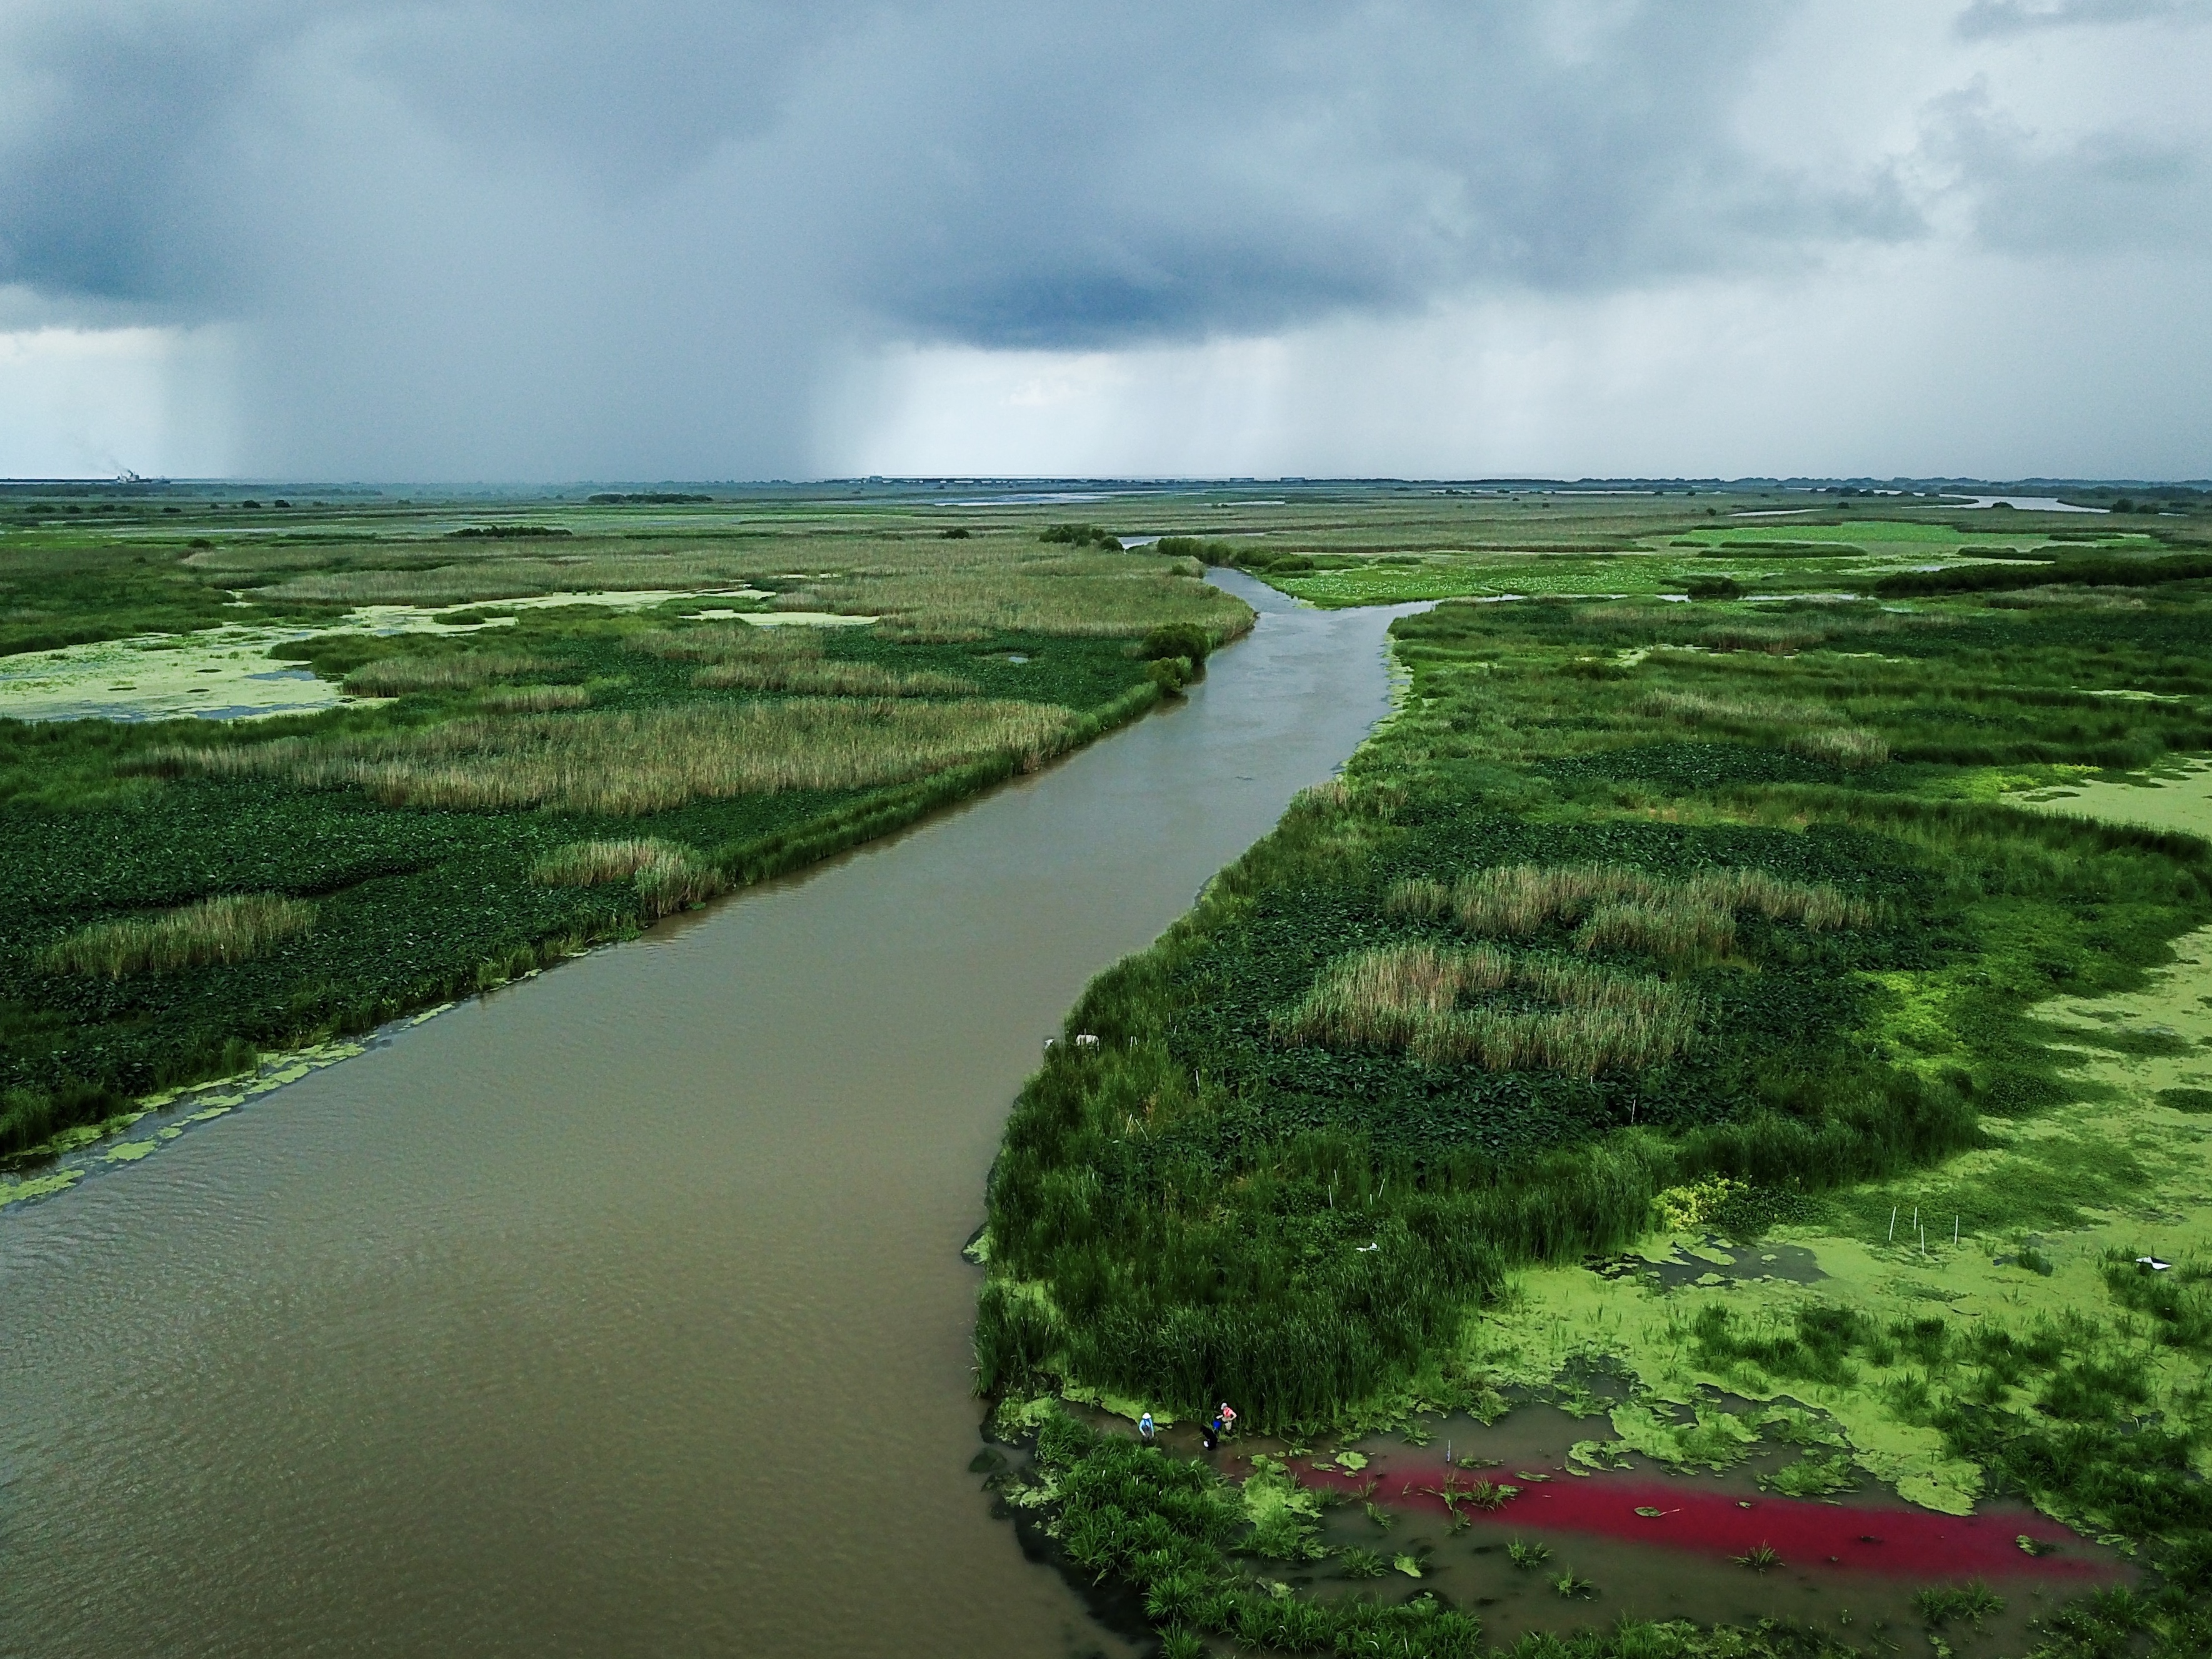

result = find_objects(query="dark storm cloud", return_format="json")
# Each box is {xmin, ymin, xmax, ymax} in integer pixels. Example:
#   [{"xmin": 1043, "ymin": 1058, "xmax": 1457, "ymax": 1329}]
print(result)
[
  {"xmin": 1929, "ymin": 85, "xmax": 2211, "ymax": 254},
  {"xmin": 1, "ymin": 2, "xmax": 1912, "ymax": 344},
  {"xmin": 1, "ymin": 1, "xmax": 2205, "ymax": 474}
]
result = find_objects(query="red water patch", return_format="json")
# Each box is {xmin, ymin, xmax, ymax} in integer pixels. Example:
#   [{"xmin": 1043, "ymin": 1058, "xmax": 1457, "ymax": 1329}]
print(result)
[{"xmin": 1296, "ymin": 1459, "xmax": 2106, "ymax": 1580}]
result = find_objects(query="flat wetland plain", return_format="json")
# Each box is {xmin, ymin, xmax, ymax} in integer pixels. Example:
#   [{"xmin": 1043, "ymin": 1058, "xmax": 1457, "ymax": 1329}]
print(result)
[
  {"xmin": 0, "ymin": 484, "xmax": 1249, "ymax": 1176},
  {"xmin": 8, "ymin": 479, "xmax": 2212, "ymax": 1658},
  {"xmin": 962, "ymin": 484, "xmax": 2212, "ymax": 1659}
]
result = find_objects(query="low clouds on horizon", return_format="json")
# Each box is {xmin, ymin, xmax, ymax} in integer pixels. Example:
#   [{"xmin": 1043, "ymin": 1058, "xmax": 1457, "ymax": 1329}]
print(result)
[{"xmin": 1, "ymin": 1, "xmax": 2208, "ymax": 479}]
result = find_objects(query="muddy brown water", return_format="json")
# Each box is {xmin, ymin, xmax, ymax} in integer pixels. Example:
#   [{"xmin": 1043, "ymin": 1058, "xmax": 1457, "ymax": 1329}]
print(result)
[{"xmin": 0, "ymin": 574, "xmax": 1424, "ymax": 1659}]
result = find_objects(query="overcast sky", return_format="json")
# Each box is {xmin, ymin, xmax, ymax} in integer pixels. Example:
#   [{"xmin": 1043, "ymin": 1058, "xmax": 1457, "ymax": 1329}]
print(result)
[{"xmin": 2, "ymin": 0, "xmax": 2208, "ymax": 481}]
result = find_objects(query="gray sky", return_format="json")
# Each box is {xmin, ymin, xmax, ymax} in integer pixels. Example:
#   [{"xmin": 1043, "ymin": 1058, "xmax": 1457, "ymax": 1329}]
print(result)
[{"xmin": 1, "ymin": 0, "xmax": 2208, "ymax": 479}]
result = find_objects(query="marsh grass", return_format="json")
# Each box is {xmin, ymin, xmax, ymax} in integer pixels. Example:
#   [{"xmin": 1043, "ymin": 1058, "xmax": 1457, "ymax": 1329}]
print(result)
[
  {"xmin": 45, "ymin": 893, "xmax": 315, "ymax": 977},
  {"xmin": 1638, "ymin": 690, "xmax": 1838, "ymax": 727},
  {"xmin": 340, "ymin": 652, "xmax": 556, "ymax": 695},
  {"xmin": 146, "ymin": 698, "xmax": 1078, "ymax": 814},
  {"xmin": 1915, "ymin": 1581, "xmax": 2003, "ymax": 1627},
  {"xmin": 1787, "ymin": 726, "xmax": 1891, "ymax": 769},
  {"xmin": 691, "ymin": 659, "xmax": 978, "ymax": 697},
  {"xmin": 1385, "ymin": 862, "xmax": 1874, "ymax": 964},
  {"xmin": 531, "ymin": 838, "xmax": 725, "ymax": 916},
  {"xmin": 1277, "ymin": 940, "xmax": 1695, "ymax": 1076},
  {"xmin": 477, "ymin": 684, "xmax": 591, "ymax": 712}
]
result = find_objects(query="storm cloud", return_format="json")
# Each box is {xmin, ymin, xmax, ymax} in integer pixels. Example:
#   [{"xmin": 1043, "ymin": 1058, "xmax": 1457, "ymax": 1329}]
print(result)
[{"xmin": 1, "ymin": 1, "xmax": 2208, "ymax": 477}]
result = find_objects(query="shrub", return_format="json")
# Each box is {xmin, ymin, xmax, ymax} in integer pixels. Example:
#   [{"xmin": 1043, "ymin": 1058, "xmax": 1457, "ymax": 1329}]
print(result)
[
  {"xmin": 1041, "ymin": 523, "xmax": 1123, "ymax": 549},
  {"xmin": 1140, "ymin": 622, "xmax": 1212, "ymax": 666}
]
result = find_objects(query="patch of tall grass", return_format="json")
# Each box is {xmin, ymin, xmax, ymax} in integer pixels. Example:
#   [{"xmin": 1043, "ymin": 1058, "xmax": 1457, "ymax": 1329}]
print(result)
[
  {"xmin": 145, "ymin": 698, "xmax": 1079, "ymax": 814},
  {"xmin": 477, "ymin": 684, "xmax": 591, "ymax": 712},
  {"xmin": 1787, "ymin": 726, "xmax": 1890, "ymax": 769},
  {"xmin": 1637, "ymin": 689, "xmax": 1837, "ymax": 727},
  {"xmin": 691, "ymin": 659, "xmax": 978, "ymax": 697},
  {"xmin": 1277, "ymin": 940, "xmax": 1696, "ymax": 1076},
  {"xmin": 45, "ymin": 893, "xmax": 316, "ymax": 977},
  {"xmin": 341, "ymin": 652, "xmax": 556, "ymax": 695},
  {"xmin": 1385, "ymin": 862, "xmax": 1874, "ymax": 963},
  {"xmin": 531, "ymin": 838, "xmax": 724, "ymax": 916}
]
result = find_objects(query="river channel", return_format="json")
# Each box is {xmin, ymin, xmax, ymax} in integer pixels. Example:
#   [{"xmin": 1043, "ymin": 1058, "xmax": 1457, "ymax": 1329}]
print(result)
[{"xmin": 0, "ymin": 573, "xmax": 1422, "ymax": 1659}]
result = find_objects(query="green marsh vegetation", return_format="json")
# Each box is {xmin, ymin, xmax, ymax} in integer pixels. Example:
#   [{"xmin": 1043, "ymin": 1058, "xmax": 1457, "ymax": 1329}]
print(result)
[
  {"xmin": 976, "ymin": 491, "xmax": 2212, "ymax": 1656},
  {"xmin": 0, "ymin": 488, "xmax": 1249, "ymax": 1161}
]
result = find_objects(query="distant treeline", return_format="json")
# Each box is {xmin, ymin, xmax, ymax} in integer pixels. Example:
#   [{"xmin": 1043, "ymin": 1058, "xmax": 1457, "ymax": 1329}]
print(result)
[
  {"xmin": 586, "ymin": 492, "xmax": 714, "ymax": 505},
  {"xmin": 446, "ymin": 525, "xmax": 573, "ymax": 539}
]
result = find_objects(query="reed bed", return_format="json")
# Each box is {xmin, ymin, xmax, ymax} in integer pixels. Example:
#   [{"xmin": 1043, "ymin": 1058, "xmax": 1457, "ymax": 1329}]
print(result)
[
  {"xmin": 531, "ymin": 838, "xmax": 724, "ymax": 916},
  {"xmin": 147, "ymin": 698, "xmax": 1078, "ymax": 814},
  {"xmin": 1386, "ymin": 862, "xmax": 1874, "ymax": 961},
  {"xmin": 1637, "ymin": 689, "xmax": 1839, "ymax": 727},
  {"xmin": 255, "ymin": 553, "xmax": 780, "ymax": 604},
  {"xmin": 341, "ymin": 652, "xmax": 556, "ymax": 695},
  {"xmin": 800, "ymin": 554, "xmax": 1253, "ymax": 641},
  {"xmin": 477, "ymin": 684, "xmax": 591, "ymax": 712},
  {"xmin": 1276, "ymin": 940, "xmax": 1695, "ymax": 1076},
  {"xmin": 691, "ymin": 660, "xmax": 977, "ymax": 697},
  {"xmin": 1788, "ymin": 726, "xmax": 1891, "ymax": 768},
  {"xmin": 45, "ymin": 893, "xmax": 315, "ymax": 977}
]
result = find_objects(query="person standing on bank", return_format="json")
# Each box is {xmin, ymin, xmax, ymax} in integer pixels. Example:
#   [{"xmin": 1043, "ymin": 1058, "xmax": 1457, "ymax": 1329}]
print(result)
[
  {"xmin": 1218, "ymin": 1401, "xmax": 1237, "ymax": 1440},
  {"xmin": 1138, "ymin": 1411, "xmax": 1155, "ymax": 1446}
]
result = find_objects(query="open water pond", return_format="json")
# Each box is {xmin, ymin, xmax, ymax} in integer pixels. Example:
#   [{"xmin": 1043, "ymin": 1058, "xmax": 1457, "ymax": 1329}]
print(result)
[{"xmin": 0, "ymin": 573, "xmax": 1423, "ymax": 1658}]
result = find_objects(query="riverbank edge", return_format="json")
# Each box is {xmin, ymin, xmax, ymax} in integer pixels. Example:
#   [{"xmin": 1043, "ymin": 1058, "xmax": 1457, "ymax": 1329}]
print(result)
[{"xmin": 2, "ymin": 676, "xmax": 1178, "ymax": 1186}]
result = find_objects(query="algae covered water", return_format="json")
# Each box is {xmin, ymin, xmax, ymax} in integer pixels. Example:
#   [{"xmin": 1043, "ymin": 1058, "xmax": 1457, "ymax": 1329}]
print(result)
[{"xmin": 0, "ymin": 574, "xmax": 1420, "ymax": 1658}]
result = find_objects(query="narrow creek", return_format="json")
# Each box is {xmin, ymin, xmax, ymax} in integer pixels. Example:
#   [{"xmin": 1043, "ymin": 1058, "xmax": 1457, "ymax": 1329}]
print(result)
[{"xmin": 0, "ymin": 573, "xmax": 1424, "ymax": 1659}]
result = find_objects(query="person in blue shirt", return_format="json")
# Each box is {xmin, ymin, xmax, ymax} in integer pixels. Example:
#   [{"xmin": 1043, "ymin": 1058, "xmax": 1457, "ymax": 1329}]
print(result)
[{"xmin": 1138, "ymin": 1411, "xmax": 1156, "ymax": 1445}]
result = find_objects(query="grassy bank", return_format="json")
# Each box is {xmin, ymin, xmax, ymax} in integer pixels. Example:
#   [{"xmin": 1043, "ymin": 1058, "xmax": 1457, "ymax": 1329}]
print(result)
[
  {"xmin": 0, "ymin": 494, "xmax": 1248, "ymax": 1162},
  {"xmin": 974, "ymin": 524, "xmax": 2212, "ymax": 1655}
]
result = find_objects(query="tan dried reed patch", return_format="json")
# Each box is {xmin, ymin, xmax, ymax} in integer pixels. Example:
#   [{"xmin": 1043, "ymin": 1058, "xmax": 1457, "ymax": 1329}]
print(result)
[
  {"xmin": 146, "ymin": 698, "xmax": 1078, "ymax": 815},
  {"xmin": 1382, "ymin": 862, "xmax": 1876, "ymax": 963},
  {"xmin": 1276, "ymin": 940, "xmax": 1694, "ymax": 1076},
  {"xmin": 45, "ymin": 893, "xmax": 316, "ymax": 978},
  {"xmin": 478, "ymin": 684, "xmax": 591, "ymax": 713},
  {"xmin": 690, "ymin": 660, "xmax": 978, "ymax": 697},
  {"xmin": 531, "ymin": 838, "xmax": 724, "ymax": 916},
  {"xmin": 1786, "ymin": 726, "xmax": 1891, "ymax": 769},
  {"xmin": 341, "ymin": 652, "xmax": 557, "ymax": 695}
]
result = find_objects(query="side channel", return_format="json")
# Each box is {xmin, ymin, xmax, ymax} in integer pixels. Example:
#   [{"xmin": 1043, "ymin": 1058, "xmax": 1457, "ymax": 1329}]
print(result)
[{"xmin": 0, "ymin": 572, "xmax": 1424, "ymax": 1659}]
